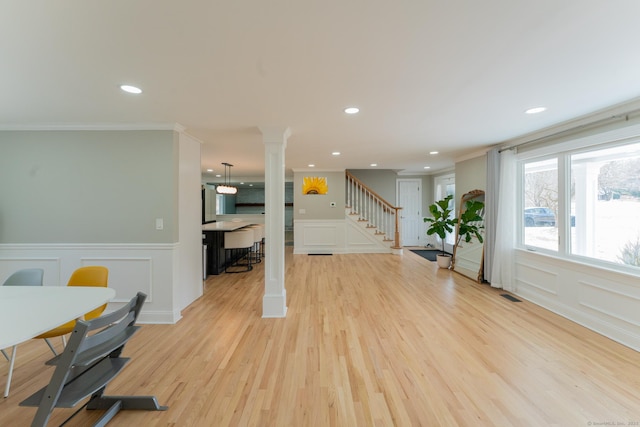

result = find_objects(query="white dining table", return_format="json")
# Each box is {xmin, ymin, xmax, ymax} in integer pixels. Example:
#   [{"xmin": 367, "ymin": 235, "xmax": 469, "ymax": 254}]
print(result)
[{"xmin": 0, "ymin": 286, "xmax": 116, "ymax": 349}]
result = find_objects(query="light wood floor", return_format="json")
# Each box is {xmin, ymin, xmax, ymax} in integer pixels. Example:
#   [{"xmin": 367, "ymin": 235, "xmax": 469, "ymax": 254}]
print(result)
[{"xmin": 2, "ymin": 248, "xmax": 639, "ymax": 426}]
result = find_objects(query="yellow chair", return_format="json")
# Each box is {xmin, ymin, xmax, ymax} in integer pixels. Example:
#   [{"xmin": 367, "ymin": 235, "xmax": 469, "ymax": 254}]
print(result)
[{"xmin": 35, "ymin": 266, "xmax": 109, "ymax": 355}]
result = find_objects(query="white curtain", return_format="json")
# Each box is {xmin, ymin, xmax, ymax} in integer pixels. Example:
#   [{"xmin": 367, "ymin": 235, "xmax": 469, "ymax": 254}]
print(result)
[
  {"xmin": 490, "ymin": 149, "xmax": 517, "ymax": 291},
  {"xmin": 484, "ymin": 148, "xmax": 500, "ymax": 282}
]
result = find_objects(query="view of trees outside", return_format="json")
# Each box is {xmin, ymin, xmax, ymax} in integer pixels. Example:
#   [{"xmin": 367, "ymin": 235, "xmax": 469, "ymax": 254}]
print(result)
[
  {"xmin": 523, "ymin": 142, "xmax": 640, "ymax": 268},
  {"xmin": 523, "ymin": 158, "xmax": 558, "ymax": 251},
  {"xmin": 575, "ymin": 145, "xmax": 640, "ymax": 266}
]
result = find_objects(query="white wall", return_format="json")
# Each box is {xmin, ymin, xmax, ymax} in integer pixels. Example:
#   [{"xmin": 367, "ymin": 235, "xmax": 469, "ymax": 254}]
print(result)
[{"xmin": 176, "ymin": 132, "xmax": 204, "ymax": 313}]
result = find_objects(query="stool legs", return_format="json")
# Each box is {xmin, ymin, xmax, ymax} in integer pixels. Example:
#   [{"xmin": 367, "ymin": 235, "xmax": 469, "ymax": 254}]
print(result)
[{"xmin": 224, "ymin": 229, "xmax": 254, "ymax": 273}]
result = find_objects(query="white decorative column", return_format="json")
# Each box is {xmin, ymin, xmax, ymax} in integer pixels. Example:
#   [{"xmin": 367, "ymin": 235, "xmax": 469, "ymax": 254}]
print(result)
[{"xmin": 260, "ymin": 126, "xmax": 291, "ymax": 318}]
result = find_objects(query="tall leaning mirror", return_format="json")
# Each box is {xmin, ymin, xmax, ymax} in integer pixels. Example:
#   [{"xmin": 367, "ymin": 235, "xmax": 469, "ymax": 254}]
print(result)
[{"xmin": 451, "ymin": 189, "xmax": 485, "ymax": 283}]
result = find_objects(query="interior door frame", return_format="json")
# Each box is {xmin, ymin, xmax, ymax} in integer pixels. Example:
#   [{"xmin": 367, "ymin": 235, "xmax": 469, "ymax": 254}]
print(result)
[{"xmin": 433, "ymin": 173, "xmax": 456, "ymax": 252}]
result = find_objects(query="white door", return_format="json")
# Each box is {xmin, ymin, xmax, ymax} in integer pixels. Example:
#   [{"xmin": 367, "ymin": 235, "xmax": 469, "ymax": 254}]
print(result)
[{"xmin": 397, "ymin": 179, "xmax": 422, "ymax": 246}]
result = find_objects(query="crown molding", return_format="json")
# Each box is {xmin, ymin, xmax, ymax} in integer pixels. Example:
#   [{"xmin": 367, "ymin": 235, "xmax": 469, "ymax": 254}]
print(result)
[{"xmin": 454, "ymin": 146, "xmax": 492, "ymax": 163}]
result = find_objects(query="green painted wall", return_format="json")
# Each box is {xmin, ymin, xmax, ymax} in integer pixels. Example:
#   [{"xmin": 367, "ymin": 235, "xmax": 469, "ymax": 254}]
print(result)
[
  {"xmin": 0, "ymin": 130, "xmax": 177, "ymax": 243},
  {"xmin": 293, "ymin": 171, "xmax": 345, "ymax": 220}
]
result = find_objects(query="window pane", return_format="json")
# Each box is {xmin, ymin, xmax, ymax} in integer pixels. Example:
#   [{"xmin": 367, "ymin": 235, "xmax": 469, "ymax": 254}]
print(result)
[
  {"xmin": 571, "ymin": 142, "xmax": 640, "ymax": 266},
  {"xmin": 523, "ymin": 158, "xmax": 558, "ymax": 251},
  {"xmin": 443, "ymin": 184, "xmax": 456, "ymax": 245},
  {"xmin": 435, "ymin": 174, "xmax": 456, "ymax": 246}
]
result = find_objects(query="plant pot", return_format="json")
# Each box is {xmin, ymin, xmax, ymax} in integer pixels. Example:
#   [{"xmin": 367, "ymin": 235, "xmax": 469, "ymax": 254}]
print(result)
[{"xmin": 436, "ymin": 254, "xmax": 451, "ymax": 269}]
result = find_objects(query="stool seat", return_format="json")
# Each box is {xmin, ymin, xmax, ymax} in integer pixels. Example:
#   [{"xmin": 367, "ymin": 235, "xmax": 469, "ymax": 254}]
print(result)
[{"xmin": 224, "ymin": 229, "xmax": 254, "ymax": 272}]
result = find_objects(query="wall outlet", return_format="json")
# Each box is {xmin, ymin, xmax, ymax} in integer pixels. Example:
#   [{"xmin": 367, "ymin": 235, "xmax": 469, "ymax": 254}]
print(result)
[
  {"xmin": 299, "ymin": 208, "xmax": 306, "ymax": 214},
  {"xmin": 155, "ymin": 218, "xmax": 164, "ymax": 230}
]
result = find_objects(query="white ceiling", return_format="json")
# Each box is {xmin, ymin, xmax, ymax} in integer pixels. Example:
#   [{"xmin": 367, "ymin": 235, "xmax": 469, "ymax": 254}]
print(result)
[{"xmin": 3, "ymin": 1, "xmax": 640, "ymax": 183}]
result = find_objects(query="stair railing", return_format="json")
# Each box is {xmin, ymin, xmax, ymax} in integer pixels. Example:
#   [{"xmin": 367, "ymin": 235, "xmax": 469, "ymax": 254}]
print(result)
[{"xmin": 345, "ymin": 172, "xmax": 402, "ymax": 248}]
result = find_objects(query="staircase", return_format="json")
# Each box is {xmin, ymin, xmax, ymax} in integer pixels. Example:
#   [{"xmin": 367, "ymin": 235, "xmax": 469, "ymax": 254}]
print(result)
[
  {"xmin": 293, "ymin": 172, "xmax": 403, "ymax": 254},
  {"xmin": 345, "ymin": 172, "xmax": 403, "ymax": 254}
]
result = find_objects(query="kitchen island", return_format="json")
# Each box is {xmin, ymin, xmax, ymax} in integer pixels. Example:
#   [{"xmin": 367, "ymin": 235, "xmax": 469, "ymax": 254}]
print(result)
[{"xmin": 202, "ymin": 221, "xmax": 253, "ymax": 275}]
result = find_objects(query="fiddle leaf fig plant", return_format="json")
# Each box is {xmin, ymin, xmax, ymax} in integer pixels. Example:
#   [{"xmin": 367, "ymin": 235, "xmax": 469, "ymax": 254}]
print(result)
[
  {"xmin": 457, "ymin": 199, "xmax": 485, "ymax": 245},
  {"xmin": 424, "ymin": 194, "xmax": 458, "ymax": 255}
]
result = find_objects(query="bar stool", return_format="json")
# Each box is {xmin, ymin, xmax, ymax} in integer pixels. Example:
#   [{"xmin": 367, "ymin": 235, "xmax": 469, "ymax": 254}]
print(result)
[
  {"xmin": 247, "ymin": 225, "xmax": 264, "ymax": 264},
  {"xmin": 255, "ymin": 223, "xmax": 266, "ymax": 258},
  {"xmin": 224, "ymin": 229, "xmax": 254, "ymax": 273}
]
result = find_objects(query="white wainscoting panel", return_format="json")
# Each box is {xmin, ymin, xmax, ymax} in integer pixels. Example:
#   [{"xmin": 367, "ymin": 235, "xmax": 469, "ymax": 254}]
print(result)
[
  {"xmin": 578, "ymin": 280, "xmax": 640, "ymax": 329},
  {"xmin": 514, "ymin": 249, "xmax": 640, "ymax": 351},
  {"xmin": 294, "ymin": 219, "xmax": 391, "ymax": 254},
  {"xmin": 0, "ymin": 243, "xmax": 180, "ymax": 324},
  {"xmin": 345, "ymin": 220, "xmax": 390, "ymax": 253},
  {"xmin": 516, "ymin": 259, "xmax": 559, "ymax": 296},
  {"xmin": 80, "ymin": 257, "xmax": 153, "ymax": 303},
  {"xmin": 294, "ymin": 220, "xmax": 344, "ymax": 254},
  {"xmin": 304, "ymin": 224, "xmax": 339, "ymax": 247}
]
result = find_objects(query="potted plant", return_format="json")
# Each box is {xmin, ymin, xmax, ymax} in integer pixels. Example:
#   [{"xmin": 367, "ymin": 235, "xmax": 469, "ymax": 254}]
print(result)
[{"xmin": 424, "ymin": 195, "xmax": 457, "ymax": 268}]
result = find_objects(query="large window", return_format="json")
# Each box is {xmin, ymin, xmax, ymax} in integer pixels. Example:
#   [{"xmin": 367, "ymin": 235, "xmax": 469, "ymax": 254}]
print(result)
[
  {"xmin": 523, "ymin": 158, "xmax": 558, "ymax": 251},
  {"xmin": 570, "ymin": 142, "xmax": 640, "ymax": 264},
  {"xmin": 520, "ymin": 137, "xmax": 640, "ymax": 270}
]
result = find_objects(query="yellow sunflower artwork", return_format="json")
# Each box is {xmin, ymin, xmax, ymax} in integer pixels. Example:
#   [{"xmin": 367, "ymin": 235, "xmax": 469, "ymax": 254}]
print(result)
[{"xmin": 302, "ymin": 176, "xmax": 329, "ymax": 195}]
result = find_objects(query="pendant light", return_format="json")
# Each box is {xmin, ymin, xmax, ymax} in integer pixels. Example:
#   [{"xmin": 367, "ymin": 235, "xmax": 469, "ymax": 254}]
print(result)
[{"xmin": 216, "ymin": 162, "xmax": 238, "ymax": 194}]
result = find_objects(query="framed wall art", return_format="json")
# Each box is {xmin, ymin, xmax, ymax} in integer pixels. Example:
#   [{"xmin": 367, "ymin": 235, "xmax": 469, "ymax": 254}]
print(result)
[{"xmin": 302, "ymin": 176, "xmax": 328, "ymax": 195}]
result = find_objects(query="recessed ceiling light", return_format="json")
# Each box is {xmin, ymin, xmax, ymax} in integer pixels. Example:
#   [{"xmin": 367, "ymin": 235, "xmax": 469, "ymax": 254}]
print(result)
[
  {"xmin": 206, "ymin": 169, "xmax": 213, "ymax": 172},
  {"xmin": 429, "ymin": 151, "xmax": 438, "ymax": 155},
  {"xmin": 525, "ymin": 106, "xmax": 546, "ymax": 114},
  {"xmin": 215, "ymin": 174, "xmax": 222, "ymax": 178},
  {"xmin": 370, "ymin": 163, "xmax": 377, "ymax": 167},
  {"xmin": 423, "ymin": 166, "xmax": 431, "ymax": 169},
  {"xmin": 120, "ymin": 84, "xmax": 142, "ymax": 94},
  {"xmin": 308, "ymin": 164, "xmax": 315, "ymax": 167},
  {"xmin": 332, "ymin": 152, "xmax": 341, "ymax": 156},
  {"xmin": 344, "ymin": 107, "xmax": 359, "ymax": 114},
  {"xmin": 249, "ymin": 184, "xmax": 253, "ymax": 187},
  {"xmin": 240, "ymin": 182, "xmax": 245, "ymax": 185}
]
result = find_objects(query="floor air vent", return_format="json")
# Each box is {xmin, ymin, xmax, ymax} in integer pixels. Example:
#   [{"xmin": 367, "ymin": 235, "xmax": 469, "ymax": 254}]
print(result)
[{"xmin": 501, "ymin": 294, "xmax": 522, "ymax": 302}]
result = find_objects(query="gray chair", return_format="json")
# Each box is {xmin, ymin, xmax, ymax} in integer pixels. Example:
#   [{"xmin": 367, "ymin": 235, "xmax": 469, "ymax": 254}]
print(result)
[
  {"xmin": 20, "ymin": 292, "xmax": 167, "ymax": 427},
  {"xmin": 1, "ymin": 268, "xmax": 44, "ymax": 397}
]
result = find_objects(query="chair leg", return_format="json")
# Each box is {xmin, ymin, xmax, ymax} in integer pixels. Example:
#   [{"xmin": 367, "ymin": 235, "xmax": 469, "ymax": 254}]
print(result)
[
  {"xmin": 253, "ymin": 242, "xmax": 262, "ymax": 264},
  {"xmin": 1, "ymin": 349, "xmax": 9, "ymax": 362},
  {"xmin": 5, "ymin": 345, "xmax": 17, "ymax": 397},
  {"xmin": 44, "ymin": 339, "xmax": 59, "ymax": 356}
]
